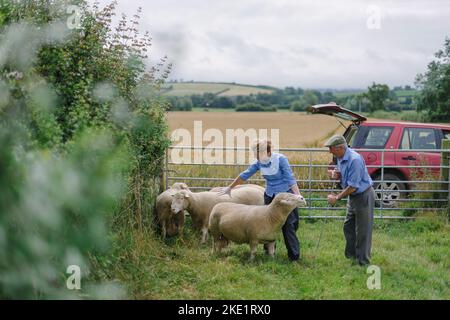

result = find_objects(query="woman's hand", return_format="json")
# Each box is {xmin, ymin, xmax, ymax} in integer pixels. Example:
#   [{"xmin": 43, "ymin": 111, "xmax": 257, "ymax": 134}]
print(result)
[{"xmin": 217, "ymin": 186, "xmax": 232, "ymax": 197}]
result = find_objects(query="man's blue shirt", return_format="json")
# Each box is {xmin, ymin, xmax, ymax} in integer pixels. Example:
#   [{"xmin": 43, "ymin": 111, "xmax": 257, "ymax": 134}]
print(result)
[
  {"xmin": 239, "ymin": 153, "xmax": 297, "ymax": 197},
  {"xmin": 337, "ymin": 147, "xmax": 373, "ymax": 194}
]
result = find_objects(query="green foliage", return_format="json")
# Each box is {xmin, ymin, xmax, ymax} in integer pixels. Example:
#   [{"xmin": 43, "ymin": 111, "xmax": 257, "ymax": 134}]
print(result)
[
  {"xmin": 365, "ymin": 83, "xmax": 390, "ymax": 112},
  {"xmin": 165, "ymin": 85, "xmax": 335, "ymax": 112},
  {"xmin": 0, "ymin": 125, "xmax": 130, "ymax": 299},
  {"xmin": 0, "ymin": 0, "xmax": 171, "ymax": 298},
  {"xmin": 415, "ymin": 38, "xmax": 450, "ymax": 122},
  {"xmin": 290, "ymin": 100, "xmax": 304, "ymax": 111},
  {"xmin": 210, "ymin": 96, "xmax": 235, "ymax": 109},
  {"xmin": 167, "ymin": 96, "xmax": 193, "ymax": 111},
  {"xmin": 235, "ymin": 103, "xmax": 277, "ymax": 112}
]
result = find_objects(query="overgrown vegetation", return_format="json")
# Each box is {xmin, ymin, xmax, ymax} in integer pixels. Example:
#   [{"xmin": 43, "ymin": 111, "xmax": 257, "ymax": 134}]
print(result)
[{"xmin": 0, "ymin": 0, "xmax": 170, "ymax": 298}]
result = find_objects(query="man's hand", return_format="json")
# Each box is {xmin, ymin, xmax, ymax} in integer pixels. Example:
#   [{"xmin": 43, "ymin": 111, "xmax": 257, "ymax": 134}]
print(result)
[
  {"xmin": 217, "ymin": 186, "xmax": 232, "ymax": 197},
  {"xmin": 328, "ymin": 169, "xmax": 341, "ymax": 180},
  {"xmin": 327, "ymin": 194, "xmax": 339, "ymax": 206}
]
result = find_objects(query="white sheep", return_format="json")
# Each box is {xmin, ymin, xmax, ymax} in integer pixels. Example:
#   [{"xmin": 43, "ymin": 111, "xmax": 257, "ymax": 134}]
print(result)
[
  {"xmin": 208, "ymin": 192, "xmax": 306, "ymax": 260},
  {"xmin": 155, "ymin": 182, "xmax": 190, "ymax": 239},
  {"xmin": 170, "ymin": 184, "xmax": 265, "ymax": 244}
]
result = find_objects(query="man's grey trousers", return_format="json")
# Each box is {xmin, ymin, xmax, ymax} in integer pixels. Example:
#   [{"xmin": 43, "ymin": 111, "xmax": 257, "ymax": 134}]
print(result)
[{"xmin": 343, "ymin": 186, "xmax": 375, "ymax": 265}]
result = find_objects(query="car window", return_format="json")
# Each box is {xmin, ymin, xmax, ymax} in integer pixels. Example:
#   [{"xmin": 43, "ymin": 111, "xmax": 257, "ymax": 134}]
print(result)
[
  {"xmin": 443, "ymin": 130, "xmax": 450, "ymax": 140},
  {"xmin": 360, "ymin": 127, "xmax": 393, "ymax": 148},
  {"xmin": 401, "ymin": 128, "xmax": 437, "ymax": 150},
  {"xmin": 345, "ymin": 125, "xmax": 359, "ymax": 147}
]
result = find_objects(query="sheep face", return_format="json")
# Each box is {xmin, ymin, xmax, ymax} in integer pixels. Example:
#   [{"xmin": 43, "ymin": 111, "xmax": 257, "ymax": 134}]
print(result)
[
  {"xmin": 171, "ymin": 182, "xmax": 189, "ymax": 190},
  {"xmin": 171, "ymin": 190, "xmax": 190, "ymax": 214},
  {"xmin": 274, "ymin": 192, "xmax": 307, "ymax": 208}
]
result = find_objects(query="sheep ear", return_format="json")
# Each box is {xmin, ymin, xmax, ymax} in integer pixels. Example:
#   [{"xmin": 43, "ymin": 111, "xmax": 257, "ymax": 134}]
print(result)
[
  {"xmin": 279, "ymin": 199, "xmax": 290, "ymax": 205},
  {"xmin": 183, "ymin": 192, "xmax": 190, "ymax": 198}
]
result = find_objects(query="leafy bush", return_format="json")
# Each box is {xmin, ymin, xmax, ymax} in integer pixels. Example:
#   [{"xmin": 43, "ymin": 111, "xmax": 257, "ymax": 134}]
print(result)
[
  {"xmin": 0, "ymin": 125, "xmax": 130, "ymax": 299},
  {"xmin": 236, "ymin": 103, "xmax": 277, "ymax": 112},
  {"xmin": 0, "ymin": 0, "xmax": 171, "ymax": 298}
]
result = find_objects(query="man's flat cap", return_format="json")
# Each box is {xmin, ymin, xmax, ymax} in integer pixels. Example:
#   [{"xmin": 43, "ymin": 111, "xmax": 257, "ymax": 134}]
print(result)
[{"xmin": 324, "ymin": 135, "xmax": 347, "ymax": 147}]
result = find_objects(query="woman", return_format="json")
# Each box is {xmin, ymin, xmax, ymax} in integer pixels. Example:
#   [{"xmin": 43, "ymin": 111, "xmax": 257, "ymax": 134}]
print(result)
[{"xmin": 217, "ymin": 139, "xmax": 303, "ymax": 261}]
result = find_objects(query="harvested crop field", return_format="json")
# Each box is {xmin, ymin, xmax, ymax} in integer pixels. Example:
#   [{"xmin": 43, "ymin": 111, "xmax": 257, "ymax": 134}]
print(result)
[{"xmin": 167, "ymin": 111, "xmax": 346, "ymax": 147}]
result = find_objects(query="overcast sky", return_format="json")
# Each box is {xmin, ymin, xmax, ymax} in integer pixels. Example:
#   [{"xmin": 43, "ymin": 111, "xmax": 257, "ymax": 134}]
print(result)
[{"xmin": 90, "ymin": 0, "xmax": 450, "ymax": 89}]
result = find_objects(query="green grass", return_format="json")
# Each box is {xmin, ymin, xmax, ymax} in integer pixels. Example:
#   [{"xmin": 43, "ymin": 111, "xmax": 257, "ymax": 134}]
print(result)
[
  {"xmin": 395, "ymin": 90, "xmax": 419, "ymax": 98},
  {"xmin": 92, "ymin": 217, "xmax": 450, "ymax": 299}
]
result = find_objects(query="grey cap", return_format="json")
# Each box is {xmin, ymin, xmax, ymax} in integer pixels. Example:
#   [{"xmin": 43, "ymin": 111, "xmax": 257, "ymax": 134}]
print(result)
[{"xmin": 324, "ymin": 135, "xmax": 347, "ymax": 147}]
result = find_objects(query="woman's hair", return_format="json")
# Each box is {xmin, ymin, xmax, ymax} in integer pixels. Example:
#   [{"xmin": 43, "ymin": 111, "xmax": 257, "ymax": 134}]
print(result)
[{"xmin": 251, "ymin": 139, "xmax": 272, "ymax": 155}]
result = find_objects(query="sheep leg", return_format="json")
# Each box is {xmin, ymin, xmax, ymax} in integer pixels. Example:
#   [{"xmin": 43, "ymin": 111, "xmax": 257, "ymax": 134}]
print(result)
[
  {"xmin": 201, "ymin": 227, "xmax": 209, "ymax": 244},
  {"xmin": 267, "ymin": 241, "xmax": 276, "ymax": 257},
  {"xmin": 218, "ymin": 236, "xmax": 228, "ymax": 253},
  {"xmin": 161, "ymin": 220, "xmax": 166, "ymax": 239},
  {"xmin": 249, "ymin": 241, "xmax": 258, "ymax": 261},
  {"xmin": 178, "ymin": 225, "xmax": 184, "ymax": 238},
  {"xmin": 211, "ymin": 237, "xmax": 217, "ymax": 254}
]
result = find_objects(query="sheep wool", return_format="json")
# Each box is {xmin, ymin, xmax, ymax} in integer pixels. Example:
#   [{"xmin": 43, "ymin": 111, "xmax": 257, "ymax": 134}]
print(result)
[
  {"xmin": 155, "ymin": 182, "xmax": 190, "ymax": 239},
  {"xmin": 209, "ymin": 192, "xmax": 306, "ymax": 260},
  {"xmin": 171, "ymin": 184, "xmax": 265, "ymax": 244}
]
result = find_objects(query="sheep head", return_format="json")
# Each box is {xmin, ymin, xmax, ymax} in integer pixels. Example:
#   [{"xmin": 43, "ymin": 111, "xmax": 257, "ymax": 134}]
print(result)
[
  {"xmin": 274, "ymin": 192, "xmax": 307, "ymax": 209},
  {"xmin": 171, "ymin": 182, "xmax": 189, "ymax": 190},
  {"xmin": 171, "ymin": 189, "xmax": 190, "ymax": 214}
]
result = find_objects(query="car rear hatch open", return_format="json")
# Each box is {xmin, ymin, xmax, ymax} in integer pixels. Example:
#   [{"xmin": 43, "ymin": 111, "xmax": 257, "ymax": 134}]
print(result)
[{"xmin": 306, "ymin": 102, "xmax": 367, "ymax": 125}]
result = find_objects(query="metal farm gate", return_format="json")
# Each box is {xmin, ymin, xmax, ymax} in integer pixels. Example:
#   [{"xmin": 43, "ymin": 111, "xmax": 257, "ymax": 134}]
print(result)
[{"xmin": 164, "ymin": 145, "xmax": 450, "ymax": 220}]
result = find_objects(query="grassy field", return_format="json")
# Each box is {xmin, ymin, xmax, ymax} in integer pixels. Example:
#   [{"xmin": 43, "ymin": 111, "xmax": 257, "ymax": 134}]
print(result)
[
  {"xmin": 163, "ymin": 82, "xmax": 276, "ymax": 97},
  {"xmin": 395, "ymin": 89, "xmax": 419, "ymax": 97},
  {"xmin": 93, "ymin": 217, "xmax": 449, "ymax": 299}
]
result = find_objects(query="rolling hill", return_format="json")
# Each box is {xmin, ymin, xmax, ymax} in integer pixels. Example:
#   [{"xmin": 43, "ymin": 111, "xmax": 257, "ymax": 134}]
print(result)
[{"xmin": 162, "ymin": 82, "xmax": 277, "ymax": 97}]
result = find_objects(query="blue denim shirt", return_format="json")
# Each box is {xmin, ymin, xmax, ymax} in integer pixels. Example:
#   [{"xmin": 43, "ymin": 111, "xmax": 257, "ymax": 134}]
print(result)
[
  {"xmin": 337, "ymin": 147, "xmax": 373, "ymax": 194},
  {"xmin": 239, "ymin": 153, "xmax": 297, "ymax": 197}
]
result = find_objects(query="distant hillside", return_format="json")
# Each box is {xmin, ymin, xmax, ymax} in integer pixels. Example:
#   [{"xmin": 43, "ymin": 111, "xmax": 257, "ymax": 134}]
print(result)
[{"xmin": 162, "ymin": 81, "xmax": 277, "ymax": 97}]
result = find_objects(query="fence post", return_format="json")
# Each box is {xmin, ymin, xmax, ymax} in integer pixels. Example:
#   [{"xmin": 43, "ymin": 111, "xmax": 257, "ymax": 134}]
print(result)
[
  {"xmin": 159, "ymin": 148, "xmax": 168, "ymax": 194},
  {"xmin": 441, "ymin": 139, "xmax": 450, "ymax": 220}
]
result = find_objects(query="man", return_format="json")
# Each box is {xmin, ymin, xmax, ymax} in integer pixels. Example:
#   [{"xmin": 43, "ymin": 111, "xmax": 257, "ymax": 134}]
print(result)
[{"xmin": 325, "ymin": 135, "xmax": 375, "ymax": 266}]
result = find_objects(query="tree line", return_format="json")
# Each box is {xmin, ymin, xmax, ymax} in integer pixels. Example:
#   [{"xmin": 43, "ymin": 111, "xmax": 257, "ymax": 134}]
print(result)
[{"xmin": 166, "ymin": 84, "xmax": 417, "ymax": 113}]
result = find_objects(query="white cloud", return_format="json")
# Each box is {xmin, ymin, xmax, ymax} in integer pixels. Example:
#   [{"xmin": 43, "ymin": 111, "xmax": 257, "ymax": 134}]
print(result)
[{"xmin": 89, "ymin": 0, "xmax": 450, "ymax": 88}]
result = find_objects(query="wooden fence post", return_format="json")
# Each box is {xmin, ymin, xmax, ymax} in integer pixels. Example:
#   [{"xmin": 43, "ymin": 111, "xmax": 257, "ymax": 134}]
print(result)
[{"xmin": 441, "ymin": 139, "xmax": 450, "ymax": 220}]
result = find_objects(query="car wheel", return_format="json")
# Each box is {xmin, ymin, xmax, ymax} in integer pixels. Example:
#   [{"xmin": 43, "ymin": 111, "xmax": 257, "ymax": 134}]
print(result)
[{"xmin": 373, "ymin": 173, "xmax": 406, "ymax": 208}]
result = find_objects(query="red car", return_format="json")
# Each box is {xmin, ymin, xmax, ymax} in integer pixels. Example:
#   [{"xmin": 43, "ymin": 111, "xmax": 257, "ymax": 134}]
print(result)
[{"xmin": 308, "ymin": 103, "xmax": 450, "ymax": 207}]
